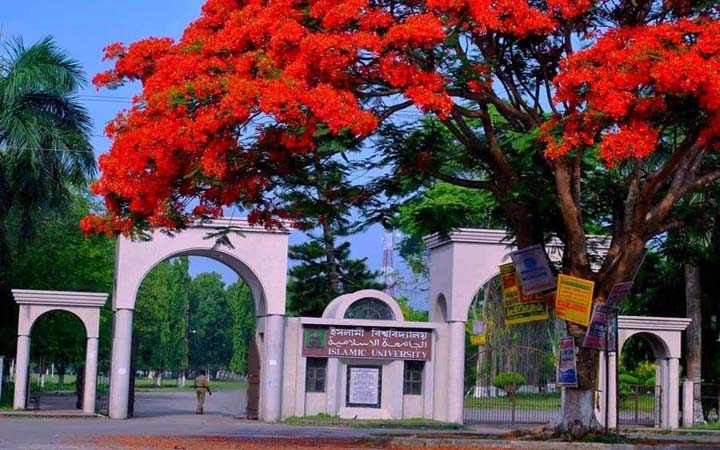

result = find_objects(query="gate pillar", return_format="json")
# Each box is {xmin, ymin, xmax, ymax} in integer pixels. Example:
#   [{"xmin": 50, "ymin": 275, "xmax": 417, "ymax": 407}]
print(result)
[
  {"xmin": 109, "ymin": 308, "xmax": 133, "ymax": 419},
  {"xmin": 447, "ymin": 320, "xmax": 466, "ymax": 423},
  {"xmin": 83, "ymin": 337, "xmax": 99, "ymax": 414},
  {"xmin": 12, "ymin": 335, "xmax": 30, "ymax": 410},
  {"xmin": 260, "ymin": 314, "xmax": 285, "ymax": 422}
]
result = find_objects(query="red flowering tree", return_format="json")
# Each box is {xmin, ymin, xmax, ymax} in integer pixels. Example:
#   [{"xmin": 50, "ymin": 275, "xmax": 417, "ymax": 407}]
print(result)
[{"xmin": 86, "ymin": 0, "xmax": 720, "ymax": 432}]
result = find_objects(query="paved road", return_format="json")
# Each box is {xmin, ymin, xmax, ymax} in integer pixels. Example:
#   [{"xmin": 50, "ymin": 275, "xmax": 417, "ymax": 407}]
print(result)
[
  {"xmin": 0, "ymin": 389, "xmax": 388, "ymax": 449},
  {"xmin": 132, "ymin": 388, "xmax": 248, "ymax": 418}
]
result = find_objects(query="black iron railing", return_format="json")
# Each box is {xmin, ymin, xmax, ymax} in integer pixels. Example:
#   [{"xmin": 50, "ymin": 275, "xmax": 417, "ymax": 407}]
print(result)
[{"xmin": 618, "ymin": 384, "xmax": 661, "ymax": 427}]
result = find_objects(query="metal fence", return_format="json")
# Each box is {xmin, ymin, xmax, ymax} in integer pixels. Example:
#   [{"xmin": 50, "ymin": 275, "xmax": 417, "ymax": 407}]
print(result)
[
  {"xmin": 698, "ymin": 382, "xmax": 720, "ymax": 423},
  {"xmin": 618, "ymin": 384, "xmax": 661, "ymax": 427},
  {"xmin": 95, "ymin": 368, "xmax": 110, "ymax": 416},
  {"xmin": 464, "ymin": 345, "xmax": 560, "ymax": 425},
  {"xmin": 0, "ymin": 380, "xmax": 12, "ymax": 408}
]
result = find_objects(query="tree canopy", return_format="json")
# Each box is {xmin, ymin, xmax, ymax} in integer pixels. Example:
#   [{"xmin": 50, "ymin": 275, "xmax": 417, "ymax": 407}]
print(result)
[{"xmin": 83, "ymin": 0, "xmax": 720, "ymax": 431}]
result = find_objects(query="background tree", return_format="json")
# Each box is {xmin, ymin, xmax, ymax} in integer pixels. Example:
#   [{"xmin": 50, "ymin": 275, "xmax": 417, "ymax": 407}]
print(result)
[
  {"xmin": 0, "ymin": 36, "xmax": 94, "ymax": 252},
  {"xmin": 30, "ymin": 311, "xmax": 86, "ymax": 387},
  {"xmin": 0, "ymin": 191, "xmax": 114, "ymax": 369},
  {"xmin": 287, "ymin": 239, "xmax": 384, "ymax": 317},
  {"xmin": 189, "ymin": 272, "xmax": 233, "ymax": 369},
  {"xmin": 135, "ymin": 261, "xmax": 173, "ymax": 385},
  {"xmin": 226, "ymin": 281, "xmax": 255, "ymax": 374},
  {"xmin": 86, "ymin": 0, "xmax": 720, "ymax": 432},
  {"xmin": 167, "ymin": 257, "xmax": 192, "ymax": 383},
  {"xmin": 0, "ymin": 35, "xmax": 95, "ymax": 354}
]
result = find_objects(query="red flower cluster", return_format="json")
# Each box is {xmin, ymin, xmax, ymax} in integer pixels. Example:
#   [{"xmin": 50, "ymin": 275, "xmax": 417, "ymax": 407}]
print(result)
[
  {"xmin": 543, "ymin": 19, "xmax": 720, "ymax": 167},
  {"xmin": 83, "ymin": 0, "xmax": 718, "ymax": 235}
]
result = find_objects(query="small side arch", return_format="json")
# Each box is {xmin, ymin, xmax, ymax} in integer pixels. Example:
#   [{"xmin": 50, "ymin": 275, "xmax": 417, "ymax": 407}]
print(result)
[{"xmin": 619, "ymin": 330, "xmax": 672, "ymax": 360}]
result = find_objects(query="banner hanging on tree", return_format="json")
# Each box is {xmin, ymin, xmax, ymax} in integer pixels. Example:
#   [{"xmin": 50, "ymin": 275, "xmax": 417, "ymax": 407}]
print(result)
[
  {"xmin": 557, "ymin": 337, "xmax": 578, "ymax": 387},
  {"xmin": 555, "ymin": 274, "xmax": 594, "ymax": 326},
  {"xmin": 605, "ymin": 281, "xmax": 633, "ymax": 306},
  {"xmin": 509, "ymin": 244, "xmax": 556, "ymax": 295},
  {"xmin": 582, "ymin": 305, "xmax": 619, "ymax": 350},
  {"xmin": 499, "ymin": 263, "xmax": 549, "ymax": 325}
]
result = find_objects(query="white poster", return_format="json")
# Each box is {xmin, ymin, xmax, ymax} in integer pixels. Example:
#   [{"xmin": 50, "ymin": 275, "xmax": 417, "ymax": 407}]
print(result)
[
  {"xmin": 348, "ymin": 367, "xmax": 380, "ymax": 406},
  {"xmin": 510, "ymin": 244, "xmax": 556, "ymax": 295}
]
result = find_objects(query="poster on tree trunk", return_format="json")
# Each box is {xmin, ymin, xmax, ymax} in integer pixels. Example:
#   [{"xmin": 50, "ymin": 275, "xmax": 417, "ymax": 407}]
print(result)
[
  {"xmin": 555, "ymin": 274, "xmax": 594, "ymax": 326},
  {"xmin": 499, "ymin": 263, "xmax": 549, "ymax": 325},
  {"xmin": 509, "ymin": 244, "xmax": 556, "ymax": 295},
  {"xmin": 557, "ymin": 337, "xmax": 578, "ymax": 387},
  {"xmin": 605, "ymin": 281, "xmax": 633, "ymax": 306},
  {"xmin": 581, "ymin": 305, "xmax": 619, "ymax": 350}
]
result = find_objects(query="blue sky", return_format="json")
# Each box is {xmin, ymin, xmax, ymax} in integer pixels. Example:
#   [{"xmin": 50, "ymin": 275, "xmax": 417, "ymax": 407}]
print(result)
[{"xmin": 2, "ymin": 1, "xmax": 403, "ymax": 300}]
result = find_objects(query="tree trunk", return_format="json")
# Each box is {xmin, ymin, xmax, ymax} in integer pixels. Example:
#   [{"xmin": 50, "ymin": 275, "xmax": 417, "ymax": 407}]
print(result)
[
  {"xmin": 320, "ymin": 219, "xmax": 340, "ymax": 294},
  {"xmin": 557, "ymin": 341, "xmax": 602, "ymax": 435},
  {"xmin": 155, "ymin": 369, "xmax": 163, "ymax": 387},
  {"xmin": 684, "ymin": 262, "xmax": 705, "ymax": 424},
  {"xmin": 57, "ymin": 364, "xmax": 66, "ymax": 388}
]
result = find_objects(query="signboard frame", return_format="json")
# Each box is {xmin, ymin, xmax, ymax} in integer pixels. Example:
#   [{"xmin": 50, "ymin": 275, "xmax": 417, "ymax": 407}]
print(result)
[
  {"xmin": 555, "ymin": 274, "xmax": 594, "ymax": 326},
  {"xmin": 557, "ymin": 337, "xmax": 579, "ymax": 387},
  {"xmin": 346, "ymin": 365, "xmax": 382, "ymax": 408},
  {"xmin": 302, "ymin": 326, "xmax": 432, "ymax": 361},
  {"xmin": 500, "ymin": 263, "xmax": 550, "ymax": 325},
  {"xmin": 582, "ymin": 305, "xmax": 619, "ymax": 350},
  {"xmin": 509, "ymin": 244, "xmax": 556, "ymax": 295}
]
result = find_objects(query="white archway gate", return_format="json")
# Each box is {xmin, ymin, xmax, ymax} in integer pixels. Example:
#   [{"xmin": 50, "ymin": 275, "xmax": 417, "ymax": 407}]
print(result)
[
  {"xmin": 108, "ymin": 218, "xmax": 290, "ymax": 421},
  {"xmin": 12, "ymin": 289, "xmax": 109, "ymax": 414},
  {"xmin": 423, "ymin": 229, "xmax": 604, "ymax": 423},
  {"xmin": 424, "ymin": 228, "xmax": 691, "ymax": 429},
  {"xmin": 599, "ymin": 316, "xmax": 691, "ymax": 429}
]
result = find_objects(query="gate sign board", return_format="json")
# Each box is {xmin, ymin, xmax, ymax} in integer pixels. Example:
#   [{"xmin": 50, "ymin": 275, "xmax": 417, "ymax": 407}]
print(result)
[
  {"xmin": 582, "ymin": 305, "xmax": 619, "ymax": 350},
  {"xmin": 509, "ymin": 244, "xmax": 556, "ymax": 295},
  {"xmin": 347, "ymin": 366, "xmax": 381, "ymax": 408},
  {"xmin": 557, "ymin": 337, "xmax": 578, "ymax": 387},
  {"xmin": 555, "ymin": 274, "xmax": 594, "ymax": 326},
  {"xmin": 302, "ymin": 326, "xmax": 432, "ymax": 361}
]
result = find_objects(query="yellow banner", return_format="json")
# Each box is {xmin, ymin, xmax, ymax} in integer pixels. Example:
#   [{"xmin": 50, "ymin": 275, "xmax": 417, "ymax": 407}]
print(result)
[
  {"xmin": 470, "ymin": 334, "xmax": 486, "ymax": 346},
  {"xmin": 500, "ymin": 263, "xmax": 549, "ymax": 325},
  {"xmin": 555, "ymin": 274, "xmax": 595, "ymax": 326}
]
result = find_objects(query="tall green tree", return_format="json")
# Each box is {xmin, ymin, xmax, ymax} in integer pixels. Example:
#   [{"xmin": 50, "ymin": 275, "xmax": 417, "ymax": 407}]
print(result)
[
  {"xmin": 0, "ymin": 36, "xmax": 96, "ymax": 355},
  {"xmin": 0, "ymin": 191, "xmax": 114, "ymax": 370},
  {"xmin": 226, "ymin": 281, "xmax": 255, "ymax": 374},
  {"xmin": 287, "ymin": 240, "xmax": 384, "ymax": 317},
  {"xmin": 167, "ymin": 257, "xmax": 191, "ymax": 372},
  {"xmin": 189, "ymin": 272, "xmax": 232, "ymax": 369},
  {"xmin": 0, "ymin": 36, "xmax": 95, "ymax": 251},
  {"xmin": 135, "ymin": 261, "xmax": 173, "ymax": 381}
]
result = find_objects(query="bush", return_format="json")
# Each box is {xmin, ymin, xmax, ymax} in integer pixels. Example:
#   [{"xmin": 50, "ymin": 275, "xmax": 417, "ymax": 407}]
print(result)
[
  {"xmin": 619, "ymin": 373, "xmax": 641, "ymax": 385},
  {"xmin": 634, "ymin": 361, "xmax": 656, "ymax": 383},
  {"xmin": 644, "ymin": 376, "xmax": 656, "ymax": 386},
  {"xmin": 493, "ymin": 372, "xmax": 526, "ymax": 393}
]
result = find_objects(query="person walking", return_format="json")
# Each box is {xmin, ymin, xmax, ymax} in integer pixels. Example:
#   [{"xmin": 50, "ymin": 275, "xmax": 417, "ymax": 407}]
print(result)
[{"xmin": 193, "ymin": 370, "xmax": 211, "ymax": 414}]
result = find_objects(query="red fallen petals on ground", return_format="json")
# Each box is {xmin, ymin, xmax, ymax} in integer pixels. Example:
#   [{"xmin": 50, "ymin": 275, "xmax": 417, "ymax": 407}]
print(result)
[{"xmin": 76, "ymin": 436, "xmax": 511, "ymax": 450}]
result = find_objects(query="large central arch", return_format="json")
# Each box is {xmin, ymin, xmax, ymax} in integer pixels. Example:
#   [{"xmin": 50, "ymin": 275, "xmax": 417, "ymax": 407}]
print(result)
[
  {"xmin": 108, "ymin": 219, "xmax": 290, "ymax": 421},
  {"xmin": 424, "ymin": 229, "xmax": 609, "ymax": 423}
]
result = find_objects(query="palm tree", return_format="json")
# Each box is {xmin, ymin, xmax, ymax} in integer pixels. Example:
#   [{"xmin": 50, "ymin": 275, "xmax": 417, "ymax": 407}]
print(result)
[{"xmin": 0, "ymin": 36, "xmax": 95, "ymax": 252}]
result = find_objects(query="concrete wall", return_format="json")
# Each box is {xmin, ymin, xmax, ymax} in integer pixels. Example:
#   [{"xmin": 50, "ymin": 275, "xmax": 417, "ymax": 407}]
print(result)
[{"xmin": 281, "ymin": 316, "xmax": 440, "ymax": 420}]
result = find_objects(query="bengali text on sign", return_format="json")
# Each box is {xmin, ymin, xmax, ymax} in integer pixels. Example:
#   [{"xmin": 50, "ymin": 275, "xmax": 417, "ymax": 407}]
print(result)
[{"xmin": 555, "ymin": 274, "xmax": 594, "ymax": 326}]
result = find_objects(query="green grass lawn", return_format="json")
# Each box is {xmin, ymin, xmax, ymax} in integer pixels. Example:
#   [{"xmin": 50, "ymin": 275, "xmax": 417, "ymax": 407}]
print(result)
[
  {"xmin": 28, "ymin": 375, "xmax": 78, "ymax": 393},
  {"xmin": 283, "ymin": 414, "xmax": 463, "ymax": 429},
  {"xmin": 689, "ymin": 421, "xmax": 720, "ymax": 430},
  {"xmin": 465, "ymin": 392, "xmax": 561, "ymax": 410},
  {"xmin": 133, "ymin": 378, "xmax": 247, "ymax": 392}
]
